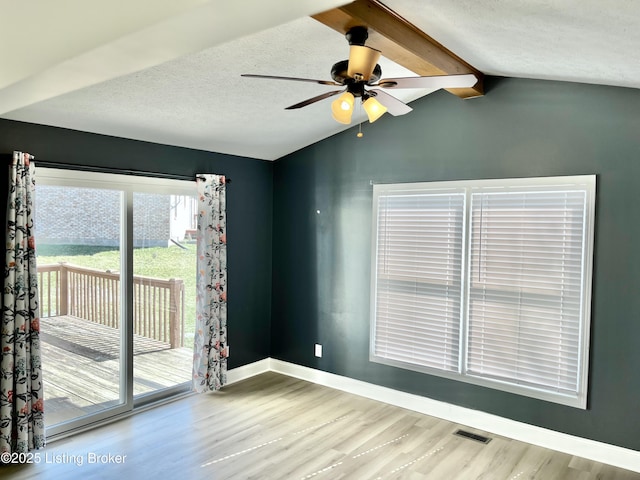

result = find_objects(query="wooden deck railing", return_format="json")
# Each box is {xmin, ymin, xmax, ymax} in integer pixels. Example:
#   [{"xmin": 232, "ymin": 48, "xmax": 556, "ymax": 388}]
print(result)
[{"xmin": 37, "ymin": 263, "xmax": 185, "ymax": 348}]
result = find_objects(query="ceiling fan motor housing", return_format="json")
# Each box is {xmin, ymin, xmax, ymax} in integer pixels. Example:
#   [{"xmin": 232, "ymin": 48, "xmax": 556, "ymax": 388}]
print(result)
[
  {"xmin": 331, "ymin": 26, "xmax": 382, "ymax": 85},
  {"xmin": 331, "ymin": 60, "xmax": 381, "ymax": 86}
]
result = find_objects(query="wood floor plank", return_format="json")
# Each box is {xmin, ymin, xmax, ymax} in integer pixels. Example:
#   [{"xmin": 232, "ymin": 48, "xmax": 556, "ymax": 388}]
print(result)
[
  {"xmin": 2, "ymin": 372, "xmax": 638, "ymax": 479},
  {"xmin": 463, "ymin": 435, "xmax": 529, "ymax": 480}
]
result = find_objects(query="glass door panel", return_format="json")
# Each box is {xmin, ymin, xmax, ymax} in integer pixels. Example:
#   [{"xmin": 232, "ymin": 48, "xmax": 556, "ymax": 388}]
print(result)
[
  {"xmin": 36, "ymin": 184, "xmax": 125, "ymax": 428},
  {"xmin": 132, "ymin": 192, "xmax": 196, "ymax": 399}
]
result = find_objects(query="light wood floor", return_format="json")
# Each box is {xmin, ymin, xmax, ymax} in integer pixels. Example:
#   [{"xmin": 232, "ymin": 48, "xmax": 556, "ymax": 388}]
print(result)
[
  {"xmin": 2, "ymin": 372, "xmax": 638, "ymax": 479},
  {"xmin": 41, "ymin": 315, "xmax": 192, "ymax": 426}
]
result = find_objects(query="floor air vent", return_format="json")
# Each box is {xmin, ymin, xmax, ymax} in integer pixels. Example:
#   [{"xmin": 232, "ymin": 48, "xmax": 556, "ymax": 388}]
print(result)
[{"xmin": 454, "ymin": 429, "xmax": 492, "ymax": 444}]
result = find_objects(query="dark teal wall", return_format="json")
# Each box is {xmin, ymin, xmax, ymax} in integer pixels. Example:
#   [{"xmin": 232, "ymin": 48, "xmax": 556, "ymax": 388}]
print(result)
[
  {"xmin": 4, "ymin": 75, "xmax": 640, "ymax": 451},
  {"xmin": 1, "ymin": 119, "xmax": 273, "ymax": 367},
  {"xmin": 271, "ymin": 77, "xmax": 640, "ymax": 450}
]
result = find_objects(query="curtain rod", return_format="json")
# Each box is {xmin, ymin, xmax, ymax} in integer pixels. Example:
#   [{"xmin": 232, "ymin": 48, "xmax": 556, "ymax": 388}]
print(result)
[{"xmin": 3, "ymin": 154, "xmax": 231, "ymax": 183}]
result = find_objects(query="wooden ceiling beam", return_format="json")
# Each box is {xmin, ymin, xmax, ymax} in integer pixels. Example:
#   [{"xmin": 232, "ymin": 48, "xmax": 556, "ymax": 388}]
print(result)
[{"xmin": 312, "ymin": 0, "xmax": 483, "ymax": 98}]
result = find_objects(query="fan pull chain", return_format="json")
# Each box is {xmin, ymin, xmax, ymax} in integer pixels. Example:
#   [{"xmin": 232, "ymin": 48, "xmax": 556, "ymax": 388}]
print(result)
[{"xmin": 357, "ymin": 123, "xmax": 363, "ymax": 138}]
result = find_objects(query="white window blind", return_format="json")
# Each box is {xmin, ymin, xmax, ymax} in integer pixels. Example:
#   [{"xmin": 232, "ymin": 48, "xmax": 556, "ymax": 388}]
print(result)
[
  {"xmin": 467, "ymin": 189, "xmax": 587, "ymax": 395},
  {"xmin": 370, "ymin": 176, "xmax": 595, "ymax": 408},
  {"xmin": 372, "ymin": 190, "xmax": 465, "ymax": 372}
]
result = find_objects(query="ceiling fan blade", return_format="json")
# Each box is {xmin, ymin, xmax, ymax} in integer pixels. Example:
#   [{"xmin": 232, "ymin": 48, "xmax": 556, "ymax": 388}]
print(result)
[
  {"xmin": 375, "ymin": 73, "xmax": 477, "ymax": 90},
  {"xmin": 242, "ymin": 74, "xmax": 340, "ymax": 86},
  {"xmin": 285, "ymin": 90, "xmax": 344, "ymax": 110},
  {"xmin": 347, "ymin": 45, "xmax": 381, "ymax": 81},
  {"xmin": 369, "ymin": 90, "xmax": 412, "ymax": 116}
]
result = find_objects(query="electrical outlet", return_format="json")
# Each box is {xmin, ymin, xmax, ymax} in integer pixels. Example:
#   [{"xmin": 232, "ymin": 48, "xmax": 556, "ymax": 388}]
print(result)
[{"xmin": 314, "ymin": 344, "xmax": 322, "ymax": 358}]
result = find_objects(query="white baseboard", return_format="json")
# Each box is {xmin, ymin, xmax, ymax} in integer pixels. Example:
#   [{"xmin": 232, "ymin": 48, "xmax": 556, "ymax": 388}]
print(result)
[
  {"xmin": 229, "ymin": 358, "xmax": 640, "ymax": 473},
  {"xmin": 227, "ymin": 358, "xmax": 271, "ymax": 385}
]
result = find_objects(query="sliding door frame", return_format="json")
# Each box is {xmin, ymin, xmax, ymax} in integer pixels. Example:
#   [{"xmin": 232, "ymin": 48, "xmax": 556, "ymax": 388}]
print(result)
[{"xmin": 38, "ymin": 168, "xmax": 195, "ymax": 439}]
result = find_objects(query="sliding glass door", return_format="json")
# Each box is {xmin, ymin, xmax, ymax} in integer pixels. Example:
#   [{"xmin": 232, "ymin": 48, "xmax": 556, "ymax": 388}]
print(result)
[{"xmin": 35, "ymin": 169, "xmax": 196, "ymax": 436}]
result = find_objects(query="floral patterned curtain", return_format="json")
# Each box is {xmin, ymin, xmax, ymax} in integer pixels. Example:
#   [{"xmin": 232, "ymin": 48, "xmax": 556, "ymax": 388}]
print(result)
[
  {"xmin": 1, "ymin": 152, "xmax": 45, "ymax": 453},
  {"xmin": 192, "ymin": 174, "xmax": 227, "ymax": 392}
]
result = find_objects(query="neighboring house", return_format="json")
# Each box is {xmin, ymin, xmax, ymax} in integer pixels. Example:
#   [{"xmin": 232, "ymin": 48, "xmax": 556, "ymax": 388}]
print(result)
[{"xmin": 35, "ymin": 186, "xmax": 196, "ymax": 247}]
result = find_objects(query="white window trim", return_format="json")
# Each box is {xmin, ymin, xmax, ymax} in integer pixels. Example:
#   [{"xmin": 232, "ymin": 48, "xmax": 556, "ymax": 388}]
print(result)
[{"xmin": 370, "ymin": 175, "xmax": 596, "ymax": 409}]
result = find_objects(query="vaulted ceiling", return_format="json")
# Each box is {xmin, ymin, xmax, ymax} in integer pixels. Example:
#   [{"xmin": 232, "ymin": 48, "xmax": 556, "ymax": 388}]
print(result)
[{"xmin": 2, "ymin": 0, "xmax": 639, "ymax": 160}]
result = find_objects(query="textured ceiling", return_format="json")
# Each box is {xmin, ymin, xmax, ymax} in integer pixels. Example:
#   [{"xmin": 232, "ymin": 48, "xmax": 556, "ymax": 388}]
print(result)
[
  {"xmin": 2, "ymin": 0, "xmax": 639, "ymax": 161},
  {"xmin": 383, "ymin": 0, "xmax": 640, "ymax": 89},
  {"xmin": 3, "ymin": 17, "xmax": 432, "ymax": 160}
]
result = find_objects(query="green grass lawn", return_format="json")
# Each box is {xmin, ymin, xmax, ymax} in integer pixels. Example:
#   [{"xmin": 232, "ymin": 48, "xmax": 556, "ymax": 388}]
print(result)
[{"xmin": 37, "ymin": 244, "xmax": 197, "ymax": 338}]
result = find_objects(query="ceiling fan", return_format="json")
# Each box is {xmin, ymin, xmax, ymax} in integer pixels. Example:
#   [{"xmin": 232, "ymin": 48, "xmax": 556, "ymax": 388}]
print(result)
[{"xmin": 242, "ymin": 26, "xmax": 477, "ymax": 125}]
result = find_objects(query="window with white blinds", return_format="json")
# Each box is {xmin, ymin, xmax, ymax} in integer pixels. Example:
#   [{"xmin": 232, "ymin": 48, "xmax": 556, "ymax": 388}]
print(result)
[
  {"xmin": 370, "ymin": 176, "xmax": 595, "ymax": 408},
  {"xmin": 373, "ymin": 191, "xmax": 465, "ymax": 372}
]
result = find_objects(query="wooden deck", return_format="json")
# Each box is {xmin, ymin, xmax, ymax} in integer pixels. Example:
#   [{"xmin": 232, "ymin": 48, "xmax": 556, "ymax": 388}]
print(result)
[{"xmin": 41, "ymin": 315, "xmax": 193, "ymax": 426}]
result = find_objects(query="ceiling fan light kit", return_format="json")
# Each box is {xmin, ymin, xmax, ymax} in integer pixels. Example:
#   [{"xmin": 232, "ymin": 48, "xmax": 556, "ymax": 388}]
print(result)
[
  {"xmin": 331, "ymin": 92, "xmax": 355, "ymax": 124},
  {"xmin": 242, "ymin": 26, "xmax": 477, "ymax": 127},
  {"xmin": 362, "ymin": 95, "xmax": 387, "ymax": 123}
]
